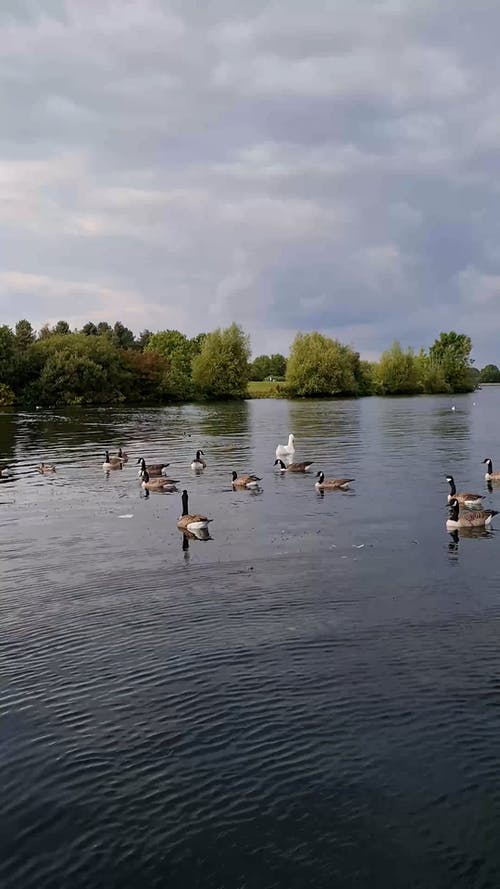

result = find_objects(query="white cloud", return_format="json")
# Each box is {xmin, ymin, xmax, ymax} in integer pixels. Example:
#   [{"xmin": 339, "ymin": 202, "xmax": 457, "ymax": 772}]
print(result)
[{"xmin": 0, "ymin": 0, "xmax": 499, "ymax": 362}]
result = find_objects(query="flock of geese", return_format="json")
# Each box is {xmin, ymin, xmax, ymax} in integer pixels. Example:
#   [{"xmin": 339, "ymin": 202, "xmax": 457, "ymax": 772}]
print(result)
[
  {"xmin": 2, "ymin": 433, "xmax": 500, "ymax": 538},
  {"xmin": 446, "ymin": 459, "xmax": 500, "ymax": 529}
]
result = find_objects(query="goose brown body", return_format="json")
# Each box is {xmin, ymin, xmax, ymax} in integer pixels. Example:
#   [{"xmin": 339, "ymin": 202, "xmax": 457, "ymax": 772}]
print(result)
[
  {"xmin": 446, "ymin": 475, "xmax": 483, "ymax": 508},
  {"xmin": 103, "ymin": 450, "xmax": 123, "ymax": 470},
  {"xmin": 141, "ymin": 470, "xmax": 177, "ymax": 492},
  {"xmin": 231, "ymin": 471, "xmax": 262, "ymax": 488},
  {"xmin": 38, "ymin": 463, "xmax": 56, "ymax": 474},
  {"xmin": 137, "ymin": 458, "xmax": 171, "ymax": 477},
  {"xmin": 447, "ymin": 498, "xmax": 498, "ymax": 528},
  {"xmin": 274, "ymin": 459, "xmax": 313, "ymax": 472},
  {"xmin": 177, "ymin": 490, "xmax": 212, "ymax": 531},
  {"xmin": 315, "ymin": 471, "xmax": 354, "ymax": 490}
]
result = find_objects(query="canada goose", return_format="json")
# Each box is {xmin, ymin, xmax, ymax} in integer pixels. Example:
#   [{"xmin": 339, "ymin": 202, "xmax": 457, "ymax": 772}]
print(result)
[
  {"xmin": 191, "ymin": 450, "xmax": 206, "ymax": 470},
  {"xmin": 274, "ymin": 458, "xmax": 314, "ymax": 473},
  {"xmin": 177, "ymin": 489, "xmax": 213, "ymax": 531},
  {"xmin": 314, "ymin": 471, "xmax": 354, "ymax": 490},
  {"xmin": 117, "ymin": 448, "xmax": 128, "ymax": 463},
  {"xmin": 141, "ymin": 470, "xmax": 178, "ymax": 493},
  {"xmin": 231, "ymin": 471, "xmax": 262, "ymax": 489},
  {"xmin": 446, "ymin": 475, "xmax": 483, "ymax": 509},
  {"xmin": 483, "ymin": 458, "xmax": 500, "ymax": 481},
  {"xmin": 38, "ymin": 463, "xmax": 56, "ymax": 474},
  {"xmin": 275, "ymin": 434, "xmax": 295, "ymax": 458},
  {"xmin": 0, "ymin": 466, "xmax": 12, "ymax": 477},
  {"xmin": 447, "ymin": 498, "xmax": 498, "ymax": 528},
  {"xmin": 136, "ymin": 458, "xmax": 171, "ymax": 478},
  {"xmin": 103, "ymin": 450, "xmax": 123, "ymax": 471}
]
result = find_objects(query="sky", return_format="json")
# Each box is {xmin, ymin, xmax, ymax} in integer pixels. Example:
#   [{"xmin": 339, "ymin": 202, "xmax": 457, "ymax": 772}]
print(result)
[{"xmin": 1, "ymin": 0, "xmax": 500, "ymax": 363}]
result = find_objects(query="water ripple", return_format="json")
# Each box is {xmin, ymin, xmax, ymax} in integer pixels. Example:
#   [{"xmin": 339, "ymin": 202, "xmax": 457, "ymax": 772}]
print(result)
[{"xmin": 2, "ymin": 395, "xmax": 500, "ymax": 888}]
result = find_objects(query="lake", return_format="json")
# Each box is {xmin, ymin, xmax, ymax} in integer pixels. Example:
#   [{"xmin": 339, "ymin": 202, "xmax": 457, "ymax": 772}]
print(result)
[{"xmin": 1, "ymin": 391, "xmax": 500, "ymax": 889}]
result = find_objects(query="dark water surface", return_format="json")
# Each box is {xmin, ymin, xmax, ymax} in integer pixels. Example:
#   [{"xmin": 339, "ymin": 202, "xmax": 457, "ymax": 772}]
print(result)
[{"xmin": 2, "ymin": 392, "xmax": 500, "ymax": 888}]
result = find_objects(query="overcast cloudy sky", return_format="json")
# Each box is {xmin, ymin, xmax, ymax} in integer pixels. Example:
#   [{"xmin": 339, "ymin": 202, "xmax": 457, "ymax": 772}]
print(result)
[{"xmin": 1, "ymin": 0, "xmax": 500, "ymax": 361}]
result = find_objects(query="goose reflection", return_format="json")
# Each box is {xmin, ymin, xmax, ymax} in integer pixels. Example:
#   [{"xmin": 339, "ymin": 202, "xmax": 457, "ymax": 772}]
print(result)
[{"xmin": 448, "ymin": 526, "xmax": 494, "ymax": 551}]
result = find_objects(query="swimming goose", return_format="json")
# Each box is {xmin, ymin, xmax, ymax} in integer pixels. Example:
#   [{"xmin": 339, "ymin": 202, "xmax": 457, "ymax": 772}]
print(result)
[
  {"xmin": 141, "ymin": 470, "xmax": 178, "ymax": 492},
  {"xmin": 177, "ymin": 490, "xmax": 213, "ymax": 531},
  {"xmin": 103, "ymin": 451, "xmax": 123, "ymax": 471},
  {"xmin": 275, "ymin": 434, "xmax": 295, "ymax": 459},
  {"xmin": 191, "ymin": 450, "xmax": 206, "ymax": 470},
  {"xmin": 314, "ymin": 471, "xmax": 354, "ymax": 490},
  {"xmin": 446, "ymin": 475, "xmax": 483, "ymax": 509},
  {"xmin": 38, "ymin": 463, "xmax": 56, "ymax": 474},
  {"xmin": 231, "ymin": 471, "xmax": 262, "ymax": 489},
  {"xmin": 447, "ymin": 497, "xmax": 498, "ymax": 529},
  {"xmin": 117, "ymin": 448, "xmax": 128, "ymax": 463},
  {"xmin": 483, "ymin": 458, "xmax": 500, "ymax": 481},
  {"xmin": 0, "ymin": 466, "xmax": 12, "ymax": 477},
  {"xmin": 136, "ymin": 458, "xmax": 171, "ymax": 478},
  {"xmin": 274, "ymin": 458, "xmax": 314, "ymax": 473}
]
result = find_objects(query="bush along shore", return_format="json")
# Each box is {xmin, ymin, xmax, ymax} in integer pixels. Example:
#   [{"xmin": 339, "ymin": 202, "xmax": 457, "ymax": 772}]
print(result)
[{"xmin": 0, "ymin": 319, "xmax": 485, "ymax": 406}]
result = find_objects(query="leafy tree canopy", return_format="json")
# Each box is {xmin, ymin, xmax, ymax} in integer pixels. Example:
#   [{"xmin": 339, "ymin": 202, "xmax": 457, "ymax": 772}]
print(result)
[
  {"xmin": 286, "ymin": 332, "xmax": 359, "ymax": 397},
  {"xmin": 479, "ymin": 364, "xmax": 500, "ymax": 383},
  {"xmin": 15, "ymin": 319, "xmax": 35, "ymax": 351},
  {"xmin": 429, "ymin": 331, "xmax": 473, "ymax": 391},
  {"xmin": 192, "ymin": 323, "xmax": 250, "ymax": 399}
]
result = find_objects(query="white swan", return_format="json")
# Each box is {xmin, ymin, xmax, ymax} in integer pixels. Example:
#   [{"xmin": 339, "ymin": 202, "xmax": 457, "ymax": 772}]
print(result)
[{"xmin": 275, "ymin": 434, "xmax": 295, "ymax": 459}]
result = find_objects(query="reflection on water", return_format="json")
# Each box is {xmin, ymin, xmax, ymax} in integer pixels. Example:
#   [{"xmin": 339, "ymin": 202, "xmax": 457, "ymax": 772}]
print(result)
[
  {"xmin": 448, "ymin": 525, "xmax": 494, "ymax": 554},
  {"xmin": 2, "ymin": 389, "xmax": 500, "ymax": 889}
]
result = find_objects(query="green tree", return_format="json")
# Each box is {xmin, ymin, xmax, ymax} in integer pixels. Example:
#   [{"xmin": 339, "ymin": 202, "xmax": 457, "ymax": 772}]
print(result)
[
  {"xmin": 81, "ymin": 322, "xmax": 98, "ymax": 336},
  {"xmin": 146, "ymin": 329, "xmax": 192, "ymax": 372},
  {"xmin": 250, "ymin": 353, "xmax": 287, "ymax": 380},
  {"xmin": 356, "ymin": 359, "xmax": 377, "ymax": 396},
  {"xmin": 192, "ymin": 323, "xmax": 251, "ymax": 399},
  {"xmin": 14, "ymin": 319, "xmax": 35, "ymax": 351},
  {"xmin": 38, "ymin": 324, "xmax": 54, "ymax": 340},
  {"xmin": 190, "ymin": 332, "xmax": 207, "ymax": 357},
  {"xmin": 479, "ymin": 364, "xmax": 500, "ymax": 383},
  {"xmin": 0, "ymin": 383, "xmax": 15, "ymax": 405},
  {"xmin": 136, "ymin": 329, "xmax": 152, "ymax": 351},
  {"xmin": 376, "ymin": 342, "xmax": 422, "ymax": 394},
  {"xmin": 286, "ymin": 332, "xmax": 359, "ymax": 397},
  {"xmin": 53, "ymin": 320, "xmax": 70, "ymax": 335},
  {"xmin": 119, "ymin": 350, "xmax": 170, "ymax": 402},
  {"xmin": 429, "ymin": 331, "xmax": 473, "ymax": 392},
  {"xmin": 269, "ymin": 353, "xmax": 287, "ymax": 377},
  {"xmin": 250, "ymin": 355, "xmax": 272, "ymax": 381},
  {"xmin": 29, "ymin": 333, "xmax": 128, "ymax": 405},
  {"xmin": 146, "ymin": 329, "xmax": 196, "ymax": 397},
  {"xmin": 96, "ymin": 321, "xmax": 112, "ymax": 338},
  {"xmin": 111, "ymin": 321, "xmax": 135, "ymax": 350},
  {"xmin": 414, "ymin": 349, "xmax": 448, "ymax": 393},
  {"xmin": 0, "ymin": 325, "xmax": 15, "ymax": 386}
]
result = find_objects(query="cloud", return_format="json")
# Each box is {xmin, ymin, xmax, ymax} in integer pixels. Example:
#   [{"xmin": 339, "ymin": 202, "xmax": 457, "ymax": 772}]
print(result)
[{"xmin": 0, "ymin": 0, "xmax": 500, "ymax": 362}]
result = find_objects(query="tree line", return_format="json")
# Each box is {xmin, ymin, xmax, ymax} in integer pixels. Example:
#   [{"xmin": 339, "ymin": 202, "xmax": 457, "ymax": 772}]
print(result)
[
  {"xmin": 0, "ymin": 319, "xmax": 252, "ymax": 406},
  {"xmin": 0, "ymin": 318, "xmax": 486, "ymax": 406}
]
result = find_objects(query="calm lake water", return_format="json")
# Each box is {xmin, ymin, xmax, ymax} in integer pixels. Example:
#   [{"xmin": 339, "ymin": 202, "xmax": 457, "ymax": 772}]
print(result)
[{"xmin": 2, "ymin": 391, "xmax": 500, "ymax": 888}]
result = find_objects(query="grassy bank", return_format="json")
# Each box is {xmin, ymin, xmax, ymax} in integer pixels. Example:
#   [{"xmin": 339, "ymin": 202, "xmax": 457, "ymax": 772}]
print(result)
[{"xmin": 247, "ymin": 380, "xmax": 288, "ymax": 398}]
